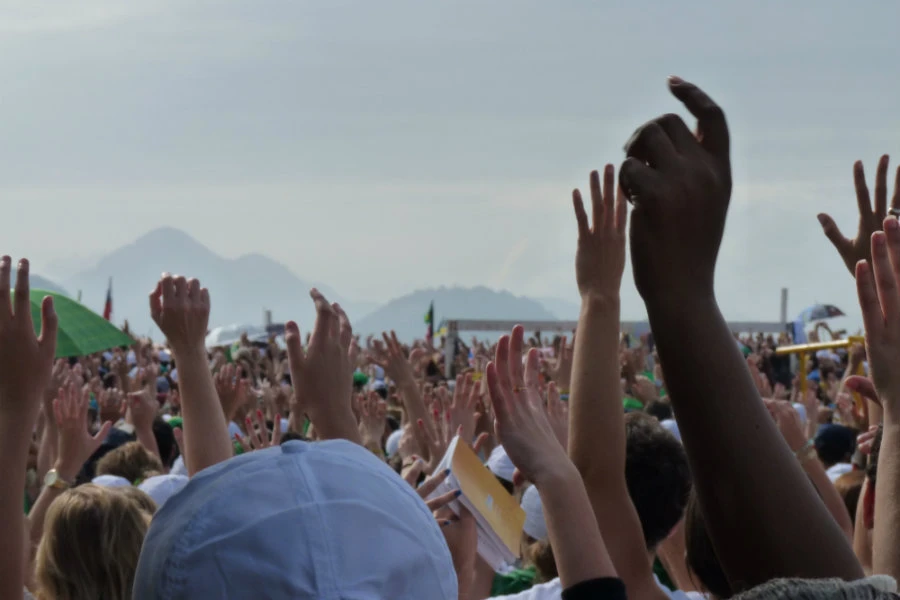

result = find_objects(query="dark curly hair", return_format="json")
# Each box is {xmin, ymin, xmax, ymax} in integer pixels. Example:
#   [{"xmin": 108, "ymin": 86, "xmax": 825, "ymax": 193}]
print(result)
[{"xmin": 624, "ymin": 412, "xmax": 692, "ymax": 550}]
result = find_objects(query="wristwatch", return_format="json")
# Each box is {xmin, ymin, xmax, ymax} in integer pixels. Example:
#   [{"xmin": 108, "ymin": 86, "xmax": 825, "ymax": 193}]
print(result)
[{"xmin": 44, "ymin": 469, "xmax": 73, "ymax": 491}]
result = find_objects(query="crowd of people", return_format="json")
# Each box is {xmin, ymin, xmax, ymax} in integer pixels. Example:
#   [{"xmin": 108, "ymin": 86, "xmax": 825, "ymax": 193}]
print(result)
[{"xmin": 3, "ymin": 76, "xmax": 900, "ymax": 599}]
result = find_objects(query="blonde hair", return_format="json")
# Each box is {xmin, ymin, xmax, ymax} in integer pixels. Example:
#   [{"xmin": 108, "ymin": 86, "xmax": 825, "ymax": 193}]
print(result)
[
  {"xmin": 36, "ymin": 484, "xmax": 149, "ymax": 600},
  {"xmin": 96, "ymin": 441, "xmax": 163, "ymax": 484}
]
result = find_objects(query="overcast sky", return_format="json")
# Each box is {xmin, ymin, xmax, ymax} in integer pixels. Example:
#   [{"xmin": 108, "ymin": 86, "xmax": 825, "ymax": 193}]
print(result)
[{"xmin": 3, "ymin": 0, "xmax": 899, "ymax": 329}]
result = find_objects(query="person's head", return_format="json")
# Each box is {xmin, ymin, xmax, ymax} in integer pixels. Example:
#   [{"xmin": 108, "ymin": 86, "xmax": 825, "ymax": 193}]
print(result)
[
  {"xmin": 116, "ymin": 486, "xmax": 158, "ymax": 516},
  {"xmin": 153, "ymin": 418, "xmax": 178, "ymax": 470},
  {"xmin": 815, "ymin": 424, "xmax": 857, "ymax": 469},
  {"xmin": 624, "ymin": 412, "xmax": 692, "ymax": 551},
  {"xmin": 133, "ymin": 440, "xmax": 457, "ymax": 598},
  {"xmin": 644, "ymin": 399, "xmax": 673, "ymax": 421},
  {"xmin": 35, "ymin": 484, "xmax": 150, "ymax": 600},
  {"xmin": 96, "ymin": 441, "xmax": 164, "ymax": 484}
]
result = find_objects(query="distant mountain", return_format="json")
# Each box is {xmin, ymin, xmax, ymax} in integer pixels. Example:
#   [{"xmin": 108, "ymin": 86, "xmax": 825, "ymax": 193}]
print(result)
[
  {"xmin": 354, "ymin": 286, "xmax": 558, "ymax": 341},
  {"xmin": 10, "ymin": 269, "xmax": 69, "ymax": 297},
  {"xmin": 64, "ymin": 227, "xmax": 358, "ymax": 338},
  {"xmin": 535, "ymin": 296, "xmax": 581, "ymax": 321}
]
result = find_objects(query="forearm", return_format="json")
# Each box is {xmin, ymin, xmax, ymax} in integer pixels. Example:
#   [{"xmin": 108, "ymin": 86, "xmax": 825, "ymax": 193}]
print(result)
[
  {"xmin": 305, "ymin": 395, "xmax": 362, "ymax": 446},
  {"xmin": 536, "ymin": 465, "xmax": 616, "ymax": 588},
  {"xmin": 135, "ymin": 424, "xmax": 161, "ymax": 462},
  {"xmin": 0, "ymin": 417, "xmax": 32, "ymax": 599},
  {"xmin": 873, "ymin": 418, "xmax": 900, "ymax": 579},
  {"xmin": 647, "ymin": 295, "xmax": 862, "ymax": 586},
  {"xmin": 173, "ymin": 346, "xmax": 233, "ymax": 476},
  {"xmin": 569, "ymin": 297, "xmax": 623, "ymax": 482},
  {"xmin": 36, "ymin": 419, "xmax": 57, "ymax": 481}
]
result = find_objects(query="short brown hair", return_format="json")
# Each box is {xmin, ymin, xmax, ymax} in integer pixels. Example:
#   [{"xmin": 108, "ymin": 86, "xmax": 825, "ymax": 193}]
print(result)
[{"xmin": 96, "ymin": 441, "xmax": 163, "ymax": 484}]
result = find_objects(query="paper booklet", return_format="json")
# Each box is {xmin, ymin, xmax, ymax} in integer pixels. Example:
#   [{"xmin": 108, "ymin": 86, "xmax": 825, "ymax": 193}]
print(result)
[{"xmin": 427, "ymin": 435, "xmax": 525, "ymax": 571}]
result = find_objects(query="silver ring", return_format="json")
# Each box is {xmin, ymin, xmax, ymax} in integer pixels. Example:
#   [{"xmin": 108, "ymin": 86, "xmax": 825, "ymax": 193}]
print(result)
[{"xmin": 890, "ymin": 208, "xmax": 900, "ymax": 219}]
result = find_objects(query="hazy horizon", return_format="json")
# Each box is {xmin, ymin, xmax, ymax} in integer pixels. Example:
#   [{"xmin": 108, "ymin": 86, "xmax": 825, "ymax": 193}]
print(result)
[{"xmin": 4, "ymin": 0, "xmax": 899, "ymax": 335}]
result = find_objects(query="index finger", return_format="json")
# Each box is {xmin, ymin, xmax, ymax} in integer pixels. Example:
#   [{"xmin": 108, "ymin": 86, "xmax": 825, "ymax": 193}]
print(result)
[
  {"xmin": 417, "ymin": 468, "xmax": 450, "ymax": 499},
  {"xmin": 0, "ymin": 256, "xmax": 11, "ymax": 318},
  {"xmin": 667, "ymin": 77, "xmax": 729, "ymax": 159}
]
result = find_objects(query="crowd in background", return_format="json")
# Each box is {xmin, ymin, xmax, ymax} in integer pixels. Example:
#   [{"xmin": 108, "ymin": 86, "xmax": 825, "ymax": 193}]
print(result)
[{"xmin": 4, "ymin": 77, "xmax": 900, "ymax": 599}]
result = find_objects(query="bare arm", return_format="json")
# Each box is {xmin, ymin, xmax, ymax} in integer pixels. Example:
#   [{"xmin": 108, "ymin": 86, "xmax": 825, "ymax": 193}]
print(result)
[
  {"xmin": 488, "ymin": 327, "xmax": 616, "ymax": 590},
  {"xmin": 151, "ymin": 276, "xmax": 233, "ymax": 476},
  {"xmin": 854, "ymin": 218, "xmax": 900, "ymax": 579},
  {"xmin": 621, "ymin": 78, "xmax": 861, "ymax": 588},
  {"xmin": 568, "ymin": 166, "xmax": 664, "ymax": 599},
  {"xmin": 0, "ymin": 258, "xmax": 58, "ymax": 599}
]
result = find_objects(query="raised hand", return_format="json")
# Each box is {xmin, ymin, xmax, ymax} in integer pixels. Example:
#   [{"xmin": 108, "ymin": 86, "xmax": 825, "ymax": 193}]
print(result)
[
  {"xmin": 616, "ymin": 78, "xmax": 861, "ymax": 587},
  {"xmin": 356, "ymin": 391, "xmax": 386, "ymax": 451},
  {"xmin": 544, "ymin": 381, "xmax": 568, "ymax": 449},
  {"xmin": 149, "ymin": 274, "xmax": 231, "ymax": 476},
  {"xmin": 573, "ymin": 165, "xmax": 627, "ymax": 304},
  {"xmin": 53, "ymin": 381, "xmax": 112, "ymax": 481},
  {"xmin": 215, "ymin": 364, "xmax": 250, "ymax": 423},
  {"xmin": 855, "ymin": 216, "xmax": 900, "ymax": 579},
  {"xmin": 285, "ymin": 289, "xmax": 360, "ymax": 444},
  {"xmin": 0, "ymin": 257, "xmax": 58, "ymax": 418},
  {"xmin": 149, "ymin": 274, "xmax": 210, "ymax": 354},
  {"xmin": 486, "ymin": 325, "xmax": 567, "ymax": 484},
  {"xmin": 448, "ymin": 373, "xmax": 477, "ymax": 443},
  {"xmin": 818, "ymin": 156, "xmax": 900, "ymax": 275},
  {"xmin": 620, "ymin": 77, "xmax": 731, "ymax": 301},
  {"xmin": 238, "ymin": 409, "xmax": 282, "ymax": 452}
]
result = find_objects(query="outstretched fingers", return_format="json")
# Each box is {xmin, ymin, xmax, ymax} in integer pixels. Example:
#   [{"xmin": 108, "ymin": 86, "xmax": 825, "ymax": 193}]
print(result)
[{"xmin": 667, "ymin": 76, "xmax": 729, "ymax": 158}]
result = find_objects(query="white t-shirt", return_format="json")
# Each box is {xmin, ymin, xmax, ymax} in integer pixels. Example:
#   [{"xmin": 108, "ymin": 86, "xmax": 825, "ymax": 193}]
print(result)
[{"xmin": 490, "ymin": 574, "xmax": 705, "ymax": 599}]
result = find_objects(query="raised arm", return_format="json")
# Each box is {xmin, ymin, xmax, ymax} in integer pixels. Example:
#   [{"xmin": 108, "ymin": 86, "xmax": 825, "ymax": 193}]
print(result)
[
  {"xmin": 855, "ymin": 216, "xmax": 900, "ymax": 579},
  {"xmin": 285, "ymin": 290, "xmax": 361, "ymax": 445},
  {"xmin": 487, "ymin": 325, "xmax": 617, "ymax": 591},
  {"xmin": 150, "ymin": 274, "xmax": 232, "ymax": 476},
  {"xmin": 568, "ymin": 165, "xmax": 665, "ymax": 599},
  {"xmin": 0, "ymin": 258, "xmax": 57, "ymax": 600},
  {"xmin": 619, "ymin": 77, "xmax": 861, "ymax": 588}
]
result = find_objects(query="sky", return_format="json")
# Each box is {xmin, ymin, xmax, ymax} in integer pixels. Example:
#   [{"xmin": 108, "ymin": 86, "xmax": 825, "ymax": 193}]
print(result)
[{"xmin": 3, "ymin": 0, "xmax": 900, "ymax": 331}]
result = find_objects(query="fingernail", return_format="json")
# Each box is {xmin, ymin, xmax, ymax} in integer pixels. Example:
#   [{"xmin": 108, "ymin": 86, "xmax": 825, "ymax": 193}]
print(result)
[
  {"xmin": 668, "ymin": 75, "xmax": 684, "ymax": 85},
  {"xmin": 454, "ymin": 490, "xmax": 462, "ymax": 498},
  {"xmin": 874, "ymin": 232, "xmax": 886, "ymax": 247},
  {"xmin": 417, "ymin": 419, "xmax": 424, "ymax": 426},
  {"xmin": 444, "ymin": 468, "xmax": 451, "ymax": 476},
  {"xmin": 887, "ymin": 218, "xmax": 899, "ymax": 231},
  {"xmin": 441, "ymin": 520, "xmax": 452, "ymax": 527},
  {"xmin": 817, "ymin": 214, "xmax": 827, "ymax": 226}
]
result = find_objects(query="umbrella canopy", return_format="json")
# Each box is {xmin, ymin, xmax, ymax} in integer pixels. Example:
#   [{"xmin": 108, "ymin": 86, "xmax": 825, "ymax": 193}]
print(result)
[
  {"xmin": 17, "ymin": 289, "xmax": 134, "ymax": 358},
  {"xmin": 797, "ymin": 304, "xmax": 845, "ymax": 323}
]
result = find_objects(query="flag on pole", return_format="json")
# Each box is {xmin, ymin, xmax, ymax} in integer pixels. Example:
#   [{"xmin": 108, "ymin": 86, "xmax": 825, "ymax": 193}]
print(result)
[
  {"xmin": 103, "ymin": 278, "xmax": 113, "ymax": 321},
  {"xmin": 424, "ymin": 301, "xmax": 434, "ymax": 342}
]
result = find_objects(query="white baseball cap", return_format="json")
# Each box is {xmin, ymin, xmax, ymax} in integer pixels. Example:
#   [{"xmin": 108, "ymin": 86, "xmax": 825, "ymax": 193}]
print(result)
[
  {"xmin": 133, "ymin": 439, "xmax": 457, "ymax": 599},
  {"xmin": 138, "ymin": 474, "xmax": 189, "ymax": 509}
]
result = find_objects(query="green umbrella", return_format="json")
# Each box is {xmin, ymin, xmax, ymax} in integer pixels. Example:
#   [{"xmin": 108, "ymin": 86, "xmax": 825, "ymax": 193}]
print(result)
[{"xmin": 16, "ymin": 289, "xmax": 134, "ymax": 358}]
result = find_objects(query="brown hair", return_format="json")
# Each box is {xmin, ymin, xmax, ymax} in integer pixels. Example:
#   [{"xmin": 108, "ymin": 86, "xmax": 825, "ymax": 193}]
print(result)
[
  {"xmin": 35, "ymin": 484, "xmax": 149, "ymax": 600},
  {"xmin": 523, "ymin": 537, "xmax": 557, "ymax": 583},
  {"xmin": 115, "ymin": 485, "xmax": 158, "ymax": 516},
  {"xmin": 96, "ymin": 441, "xmax": 163, "ymax": 484}
]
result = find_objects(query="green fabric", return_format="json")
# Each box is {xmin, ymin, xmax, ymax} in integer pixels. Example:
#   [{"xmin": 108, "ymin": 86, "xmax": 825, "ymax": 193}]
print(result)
[
  {"xmin": 353, "ymin": 372, "xmax": 369, "ymax": 387},
  {"xmin": 490, "ymin": 566, "xmax": 536, "ymax": 596},
  {"xmin": 623, "ymin": 397, "xmax": 644, "ymax": 411},
  {"xmin": 653, "ymin": 557, "xmax": 676, "ymax": 592},
  {"xmin": 167, "ymin": 417, "xmax": 183, "ymax": 430},
  {"xmin": 642, "ymin": 370, "xmax": 655, "ymax": 381},
  {"xmin": 18, "ymin": 289, "xmax": 133, "ymax": 358}
]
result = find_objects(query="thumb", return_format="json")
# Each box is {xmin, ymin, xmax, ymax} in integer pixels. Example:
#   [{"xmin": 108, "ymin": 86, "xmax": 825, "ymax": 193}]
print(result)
[{"xmin": 93, "ymin": 421, "xmax": 112, "ymax": 444}]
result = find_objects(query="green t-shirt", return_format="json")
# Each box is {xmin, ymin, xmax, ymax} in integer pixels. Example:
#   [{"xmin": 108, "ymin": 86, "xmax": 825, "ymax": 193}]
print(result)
[
  {"xmin": 490, "ymin": 566, "xmax": 536, "ymax": 596},
  {"xmin": 623, "ymin": 397, "xmax": 644, "ymax": 411}
]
